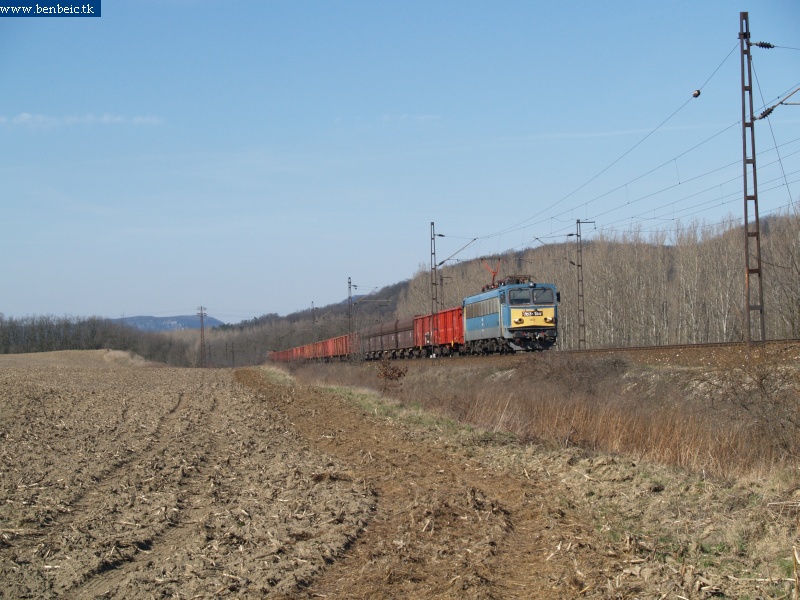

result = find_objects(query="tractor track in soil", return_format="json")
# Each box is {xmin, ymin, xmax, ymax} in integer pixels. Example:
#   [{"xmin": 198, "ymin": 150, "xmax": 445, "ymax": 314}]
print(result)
[
  {"xmin": 0, "ymin": 352, "xmax": 373, "ymax": 599},
  {"xmin": 234, "ymin": 369, "xmax": 610, "ymax": 599},
  {"xmin": 4, "ymin": 349, "xmax": 799, "ymax": 598},
  {"xmin": 18, "ymin": 365, "xmax": 228, "ymax": 597},
  {"xmin": 68, "ymin": 381, "xmax": 222, "ymax": 599}
]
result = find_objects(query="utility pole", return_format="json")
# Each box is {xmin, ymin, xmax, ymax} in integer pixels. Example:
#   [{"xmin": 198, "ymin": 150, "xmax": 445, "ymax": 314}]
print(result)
[
  {"xmin": 739, "ymin": 11, "xmax": 766, "ymax": 344},
  {"xmin": 430, "ymin": 222, "xmax": 439, "ymax": 314},
  {"xmin": 348, "ymin": 278, "xmax": 353, "ymax": 335},
  {"xmin": 197, "ymin": 306, "xmax": 207, "ymax": 368},
  {"xmin": 311, "ymin": 301, "xmax": 317, "ymax": 360},
  {"xmin": 569, "ymin": 220, "xmax": 594, "ymax": 350},
  {"xmin": 430, "ymin": 222, "xmax": 443, "ymax": 355}
]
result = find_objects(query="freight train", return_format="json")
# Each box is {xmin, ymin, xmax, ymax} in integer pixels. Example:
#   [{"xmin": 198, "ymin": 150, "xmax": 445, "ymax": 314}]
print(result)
[{"xmin": 269, "ymin": 276, "xmax": 559, "ymax": 362}]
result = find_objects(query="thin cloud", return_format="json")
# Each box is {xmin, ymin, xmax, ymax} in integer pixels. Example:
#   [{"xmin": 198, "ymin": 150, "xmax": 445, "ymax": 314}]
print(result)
[
  {"xmin": 509, "ymin": 122, "xmax": 735, "ymax": 143},
  {"xmin": 380, "ymin": 114, "xmax": 441, "ymax": 123},
  {"xmin": 0, "ymin": 113, "xmax": 164, "ymax": 129}
]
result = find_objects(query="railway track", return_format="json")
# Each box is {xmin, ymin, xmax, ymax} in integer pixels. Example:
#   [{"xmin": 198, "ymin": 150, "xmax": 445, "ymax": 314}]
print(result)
[
  {"xmin": 553, "ymin": 338, "xmax": 800, "ymax": 367},
  {"xmin": 559, "ymin": 338, "xmax": 800, "ymax": 355},
  {"xmin": 354, "ymin": 338, "xmax": 800, "ymax": 371}
]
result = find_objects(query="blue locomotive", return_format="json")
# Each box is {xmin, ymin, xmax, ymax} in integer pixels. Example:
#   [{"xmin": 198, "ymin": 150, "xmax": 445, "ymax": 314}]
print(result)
[{"xmin": 463, "ymin": 276, "xmax": 559, "ymax": 353}]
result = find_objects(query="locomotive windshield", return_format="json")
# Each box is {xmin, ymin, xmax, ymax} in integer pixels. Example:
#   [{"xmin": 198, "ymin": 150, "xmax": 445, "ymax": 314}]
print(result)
[
  {"xmin": 508, "ymin": 289, "xmax": 531, "ymax": 305},
  {"xmin": 509, "ymin": 287, "xmax": 555, "ymax": 305}
]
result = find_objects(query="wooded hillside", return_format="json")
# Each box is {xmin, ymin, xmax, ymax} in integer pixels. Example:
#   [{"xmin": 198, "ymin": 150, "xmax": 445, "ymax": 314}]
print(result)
[
  {"xmin": 1, "ymin": 212, "xmax": 797, "ymax": 365},
  {"xmin": 200, "ymin": 211, "xmax": 798, "ymax": 362},
  {"xmin": 398, "ymin": 212, "xmax": 799, "ymax": 349}
]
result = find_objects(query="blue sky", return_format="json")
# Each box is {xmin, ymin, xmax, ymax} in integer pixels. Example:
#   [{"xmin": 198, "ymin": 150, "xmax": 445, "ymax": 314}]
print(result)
[{"xmin": 2, "ymin": 1, "xmax": 799, "ymax": 322}]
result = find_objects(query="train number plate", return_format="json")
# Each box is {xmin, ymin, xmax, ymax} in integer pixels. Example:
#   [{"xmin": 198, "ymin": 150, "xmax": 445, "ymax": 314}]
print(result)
[{"xmin": 522, "ymin": 310, "xmax": 543, "ymax": 317}]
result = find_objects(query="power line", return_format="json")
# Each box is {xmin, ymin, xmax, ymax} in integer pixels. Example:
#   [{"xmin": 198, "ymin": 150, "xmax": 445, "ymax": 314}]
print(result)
[
  {"xmin": 432, "ymin": 33, "xmax": 799, "ymax": 274},
  {"xmin": 591, "ymin": 161, "xmax": 800, "ymax": 229},
  {"xmin": 480, "ymin": 41, "xmax": 741, "ymax": 241},
  {"xmin": 532, "ymin": 134, "xmax": 800, "ymax": 237},
  {"xmin": 461, "ymin": 138, "xmax": 799, "ymax": 253},
  {"xmin": 470, "ymin": 125, "xmax": 795, "ymax": 249},
  {"xmin": 751, "ymin": 63, "xmax": 799, "ymax": 206}
]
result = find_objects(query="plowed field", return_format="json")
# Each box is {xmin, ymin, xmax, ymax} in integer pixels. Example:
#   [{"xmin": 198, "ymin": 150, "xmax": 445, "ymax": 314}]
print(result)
[{"xmin": 1, "ymin": 350, "xmax": 797, "ymax": 599}]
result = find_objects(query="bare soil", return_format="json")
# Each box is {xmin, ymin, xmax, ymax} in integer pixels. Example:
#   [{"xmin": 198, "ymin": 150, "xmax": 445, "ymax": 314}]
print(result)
[{"xmin": 2, "ymin": 349, "xmax": 799, "ymax": 599}]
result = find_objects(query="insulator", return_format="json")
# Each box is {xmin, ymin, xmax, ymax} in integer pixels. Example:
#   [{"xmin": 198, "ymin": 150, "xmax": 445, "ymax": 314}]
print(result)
[
  {"xmin": 754, "ymin": 42, "xmax": 775, "ymax": 49},
  {"xmin": 758, "ymin": 106, "xmax": 775, "ymax": 120}
]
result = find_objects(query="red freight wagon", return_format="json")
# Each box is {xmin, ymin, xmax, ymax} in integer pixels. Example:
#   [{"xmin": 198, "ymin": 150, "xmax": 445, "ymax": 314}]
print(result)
[
  {"xmin": 362, "ymin": 317, "xmax": 414, "ymax": 359},
  {"xmin": 413, "ymin": 306, "xmax": 464, "ymax": 357},
  {"xmin": 270, "ymin": 332, "xmax": 359, "ymax": 363},
  {"xmin": 331, "ymin": 334, "xmax": 349, "ymax": 358}
]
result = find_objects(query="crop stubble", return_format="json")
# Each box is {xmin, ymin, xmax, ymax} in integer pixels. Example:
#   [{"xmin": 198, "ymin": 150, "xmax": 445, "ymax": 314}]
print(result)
[
  {"xmin": 2, "ymin": 350, "xmax": 796, "ymax": 599},
  {"xmin": 0, "ymin": 351, "xmax": 370, "ymax": 598}
]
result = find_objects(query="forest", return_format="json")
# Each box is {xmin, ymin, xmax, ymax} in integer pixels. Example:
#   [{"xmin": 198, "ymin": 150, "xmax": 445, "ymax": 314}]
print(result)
[
  {"xmin": 1, "ymin": 211, "xmax": 798, "ymax": 367},
  {"xmin": 398, "ymin": 211, "xmax": 800, "ymax": 349}
]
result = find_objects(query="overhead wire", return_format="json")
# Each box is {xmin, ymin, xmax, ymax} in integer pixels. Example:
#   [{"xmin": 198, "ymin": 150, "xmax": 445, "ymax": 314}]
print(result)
[
  {"xmin": 492, "ymin": 101, "xmax": 799, "ymax": 247},
  {"xmin": 553, "ymin": 120, "xmax": 800, "ymax": 240},
  {"xmin": 437, "ymin": 39, "xmax": 798, "ymax": 266},
  {"xmin": 537, "ymin": 104, "xmax": 799, "ymax": 236},
  {"xmin": 479, "ymin": 41, "xmax": 740, "ymax": 241},
  {"xmin": 588, "ymin": 145, "xmax": 800, "ymax": 226},
  {"xmin": 596, "ymin": 43, "xmax": 800, "ymax": 231},
  {"xmin": 600, "ymin": 168, "xmax": 800, "ymax": 232},
  {"xmin": 462, "ymin": 137, "xmax": 800, "ymax": 247},
  {"xmin": 599, "ymin": 199, "xmax": 800, "ymax": 238},
  {"xmin": 564, "ymin": 123, "xmax": 742, "ymax": 219},
  {"xmin": 437, "ymin": 237, "xmax": 478, "ymax": 267},
  {"xmin": 751, "ymin": 59, "xmax": 798, "ymax": 205}
]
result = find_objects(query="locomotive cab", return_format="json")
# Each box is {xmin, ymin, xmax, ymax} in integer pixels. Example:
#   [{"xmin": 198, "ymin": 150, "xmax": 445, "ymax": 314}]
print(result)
[
  {"xmin": 463, "ymin": 275, "xmax": 558, "ymax": 353},
  {"xmin": 502, "ymin": 280, "xmax": 558, "ymax": 350}
]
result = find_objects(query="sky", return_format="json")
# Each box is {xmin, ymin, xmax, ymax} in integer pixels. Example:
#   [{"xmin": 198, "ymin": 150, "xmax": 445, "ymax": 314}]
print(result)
[{"xmin": 2, "ymin": 1, "xmax": 799, "ymax": 323}]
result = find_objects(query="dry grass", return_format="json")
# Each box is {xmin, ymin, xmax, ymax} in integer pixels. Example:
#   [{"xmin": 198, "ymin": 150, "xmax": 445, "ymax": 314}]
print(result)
[
  {"xmin": 285, "ymin": 350, "xmax": 800, "ymax": 480},
  {"xmin": 276, "ymin": 350, "xmax": 800, "ymax": 598}
]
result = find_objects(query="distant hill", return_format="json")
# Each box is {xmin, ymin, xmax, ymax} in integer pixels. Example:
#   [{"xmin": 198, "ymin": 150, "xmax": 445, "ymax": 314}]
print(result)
[{"xmin": 113, "ymin": 315, "xmax": 224, "ymax": 332}]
